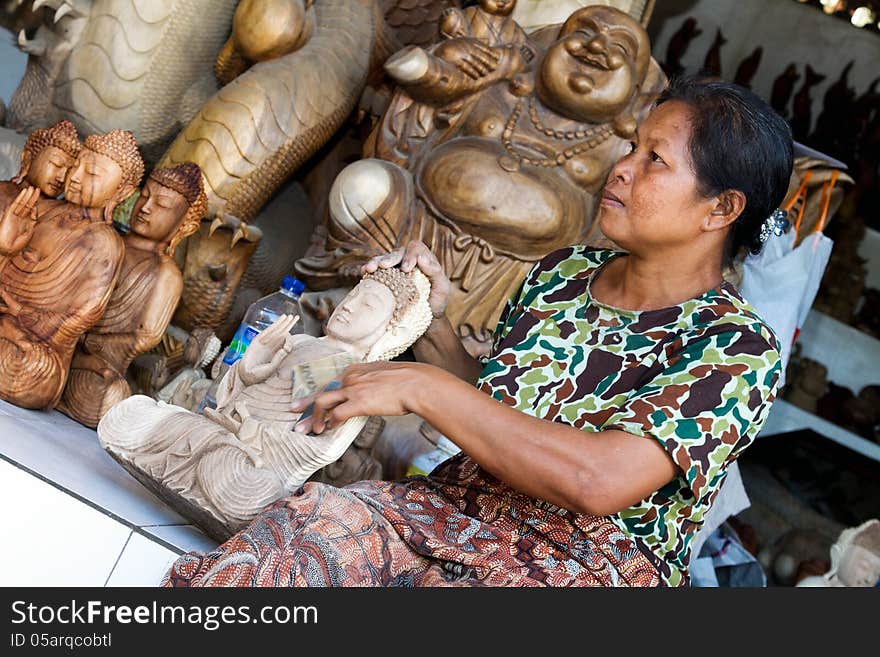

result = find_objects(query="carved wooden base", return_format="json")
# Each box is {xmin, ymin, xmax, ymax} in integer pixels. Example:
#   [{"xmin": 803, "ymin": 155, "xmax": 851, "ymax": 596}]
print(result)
[{"xmin": 106, "ymin": 448, "xmax": 237, "ymax": 543}]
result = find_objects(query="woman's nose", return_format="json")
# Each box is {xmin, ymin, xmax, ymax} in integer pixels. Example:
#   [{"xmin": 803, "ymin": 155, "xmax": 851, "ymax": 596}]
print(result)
[{"xmin": 609, "ymin": 157, "xmax": 632, "ymax": 185}]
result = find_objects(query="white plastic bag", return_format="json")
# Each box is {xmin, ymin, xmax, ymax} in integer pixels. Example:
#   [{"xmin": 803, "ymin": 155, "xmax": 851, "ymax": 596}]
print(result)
[{"xmin": 739, "ymin": 229, "xmax": 833, "ymax": 388}]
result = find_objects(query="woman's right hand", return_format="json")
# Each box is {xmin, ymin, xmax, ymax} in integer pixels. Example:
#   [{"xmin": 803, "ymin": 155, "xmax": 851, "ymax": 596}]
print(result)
[{"xmin": 361, "ymin": 240, "xmax": 450, "ymax": 319}]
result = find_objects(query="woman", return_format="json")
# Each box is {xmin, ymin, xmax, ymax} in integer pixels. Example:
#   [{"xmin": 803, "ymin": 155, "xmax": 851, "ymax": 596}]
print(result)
[{"xmin": 165, "ymin": 76, "xmax": 792, "ymax": 587}]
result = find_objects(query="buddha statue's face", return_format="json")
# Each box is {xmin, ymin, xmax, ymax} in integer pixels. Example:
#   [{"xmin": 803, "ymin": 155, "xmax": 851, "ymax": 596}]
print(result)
[
  {"xmin": 64, "ymin": 149, "xmax": 124, "ymax": 209},
  {"xmin": 537, "ymin": 7, "xmax": 649, "ymax": 124},
  {"xmin": 130, "ymin": 179, "xmax": 189, "ymax": 244},
  {"xmin": 481, "ymin": 0, "xmax": 515, "ymax": 17},
  {"xmin": 26, "ymin": 146, "xmax": 76, "ymax": 198},
  {"xmin": 837, "ymin": 544, "xmax": 880, "ymax": 587},
  {"xmin": 324, "ymin": 279, "xmax": 396, "ymax": 347}
]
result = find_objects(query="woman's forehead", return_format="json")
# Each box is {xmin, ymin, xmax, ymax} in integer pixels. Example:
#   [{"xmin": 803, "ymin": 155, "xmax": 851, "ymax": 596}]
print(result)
[{"xmin": 642, "ymin": 101, "xmax": 692, "ymax": 142}]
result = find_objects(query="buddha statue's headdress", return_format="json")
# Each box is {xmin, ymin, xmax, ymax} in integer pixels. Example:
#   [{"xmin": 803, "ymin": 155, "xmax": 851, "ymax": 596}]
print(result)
[
  {"xmin": 15, "ymin": 120, "xmax": 81, "ymax": 183},
  {"xmin": 83, "ymin": 129, "xmax": 145, "ymax": 193},
  {"xmin": 149, "ymin": 162, "xmax": 209, "ymax": 256},
  {"xmin": 361, "ymin": 266, "xmax": 433, "ymax": 362}
]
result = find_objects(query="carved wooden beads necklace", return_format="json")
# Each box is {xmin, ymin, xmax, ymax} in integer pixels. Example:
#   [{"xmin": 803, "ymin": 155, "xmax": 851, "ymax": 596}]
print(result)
[{"xmin": 499, "ymin": 97, "xmax": 613, "ymax": 171}]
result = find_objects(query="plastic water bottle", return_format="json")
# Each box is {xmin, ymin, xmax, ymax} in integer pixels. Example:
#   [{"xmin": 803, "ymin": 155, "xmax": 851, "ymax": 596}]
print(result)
[
  {"xmin": 221, "ymin": 275, "xmax": 306, "ymax": 367},
  {"xmin": 199, "ymin": 276, "xmax": 306, "ymax": 415},
  {"xmin": 406, "ymin": 435, "xmax": 462, "ymax": 477}
]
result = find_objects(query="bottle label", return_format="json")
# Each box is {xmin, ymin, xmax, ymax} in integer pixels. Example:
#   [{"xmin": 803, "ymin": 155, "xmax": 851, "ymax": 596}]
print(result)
[
  {"xmin": 222, "ymin": 324, "xmax": 261, "ymax": 365},
  {"xmin": 406, "ymin": 449, "xmax": 454, "ymax": 477}
]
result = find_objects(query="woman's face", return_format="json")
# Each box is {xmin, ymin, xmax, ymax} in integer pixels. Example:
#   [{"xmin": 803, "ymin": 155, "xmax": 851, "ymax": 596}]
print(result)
[{"xmin": 598, "ymin": 100, "xmax": 717, "ymax": 254}]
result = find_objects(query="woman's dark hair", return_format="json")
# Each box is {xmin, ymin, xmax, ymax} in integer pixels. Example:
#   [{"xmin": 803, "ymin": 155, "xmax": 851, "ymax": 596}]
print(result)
[{"xmin": 656, "ymin": 76, "xmax": 794, "ymax": 257}]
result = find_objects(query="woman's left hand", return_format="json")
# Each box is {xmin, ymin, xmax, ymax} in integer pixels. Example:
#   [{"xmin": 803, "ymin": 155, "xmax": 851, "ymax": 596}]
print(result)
[{"xmin": 292, "ymin": 361, "xmax": 445, "ymax": 434}]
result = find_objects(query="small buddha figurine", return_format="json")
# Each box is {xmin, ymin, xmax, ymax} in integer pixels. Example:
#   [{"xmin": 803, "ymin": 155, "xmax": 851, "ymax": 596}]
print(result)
[
  {"xmin": 99, "ymin": 266, "xmax": 432, "ymax": 540},
  {"xmin": 798, "ymin": 519, "xmax": 880, "ymax": 587},
  {"xmin": 0, "ymin": 120, "xmax": 81, "ymax": 257},
  {"xmin": 58, "ymin": 162, "xmax": 208, "ymax": 428},
  {"xmin": 0, "ymin": 129, "xmax": 144, "ymax": 410},
  {"xmin": 440, "ymin": 0, "xmax": 523, "ymax": 45}
]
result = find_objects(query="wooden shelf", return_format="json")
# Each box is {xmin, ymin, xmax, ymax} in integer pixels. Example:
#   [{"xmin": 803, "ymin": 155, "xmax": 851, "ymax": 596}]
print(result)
[{"xmin": 760, "ymin": 398, "xmax": 880, "ymax": 463}]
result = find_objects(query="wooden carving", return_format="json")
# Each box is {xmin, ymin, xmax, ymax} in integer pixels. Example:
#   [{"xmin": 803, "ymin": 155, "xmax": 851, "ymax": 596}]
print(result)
[
  {"xmin": 771, "ymin": 63, "xmax": 800, "ymax": 120},
  {"xmin": 214, "ymin": 0, "xmax": 316, "ymax": 86},
  {"xmin": 0, "ymin": 120, "xmax": 81, "ymax": 258},
  {"xmin": 296, "ymin": 4, "xmax": 665, "ymax": 356},
  {"xmin": 172, "ymin": 213, "xmax": 262, "ymax": 342},
  {"xmin": 662, "ymin": 16, "xmax": 701, "ymax": 79},
  {"xmin": 700, "ymin": 27, "xmax": 726, "ymax": 78},
  {"xmin": 733, "ymin": 47, "xmax": 763, "ymax": 90},
  {"xmin": 791, "ymin": 65, "xmax": 826, "ymax": 141},
  {"xmin": 57, "ymin": 162, "xmax": 209, "ymax": 428},
  {"xmin": 512, "ymin": 0, "xmax": 655, "ymax": 32},
  {"xmin": 0, "ymin": 128, "xmax": 144, "ymax": 410},
  {"xmin": 99, "ymin": 267, "xmax": 432, "ymax": 541}
]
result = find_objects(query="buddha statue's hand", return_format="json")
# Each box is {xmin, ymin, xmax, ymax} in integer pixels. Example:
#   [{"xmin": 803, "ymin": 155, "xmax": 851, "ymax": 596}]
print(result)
[
  {"xmin": 239, "ymin": 314, "xmax": 301, "ymax": 386},
  {"xmin": 436, "ymin": 37, "xmax": 502, "ymax": 80},
  {"xmin": 0, "ymin": 286, "xmax": 23, "ymax": 317},
  {"xmin": 362, "ymin": 240, "xmax": 450, "ymax": 320},
  {"xmin": 0, "ymin": 185, "xmax": 39, "ymax": 257}
]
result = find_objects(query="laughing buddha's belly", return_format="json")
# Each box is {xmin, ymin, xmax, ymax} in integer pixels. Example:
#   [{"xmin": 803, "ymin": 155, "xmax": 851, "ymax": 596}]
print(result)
[{"xmin": 417, "ymin": 138, "xmax": 586, "ymax": 257}]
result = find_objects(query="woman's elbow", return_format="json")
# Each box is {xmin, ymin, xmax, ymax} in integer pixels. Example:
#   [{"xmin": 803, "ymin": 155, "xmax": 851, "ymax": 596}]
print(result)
[{"xmin": 565, "ymin": 469, "xmax": 626, "ymax": 517}]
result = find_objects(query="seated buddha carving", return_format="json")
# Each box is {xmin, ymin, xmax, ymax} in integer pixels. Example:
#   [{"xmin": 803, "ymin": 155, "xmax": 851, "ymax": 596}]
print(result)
[
  {"xmin": 58, "ymin": 162, "xmax": 208, "ymax": 427},
  {"xmin": 296, "ymin": 4, "xmax": 665, "ymax": 356},
  {"xmin": 98, "ymin": 266, "xmax": 432, "ymax": 540},
  {"xmin": 0, "ymin": 129, "xmax": 144, "ymax": 409},
  {"xmin": 0, "ymin": 120, "xmax": 81, "ymax": 258}
]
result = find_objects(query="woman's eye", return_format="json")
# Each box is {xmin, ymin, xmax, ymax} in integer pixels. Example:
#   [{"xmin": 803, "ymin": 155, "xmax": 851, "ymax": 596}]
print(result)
[
  {"xmin": 627, "ymin": 141, "xmax": 637, "ymax": 153},
  {"xmin": 650, "ymin": 151, "xmax": 665, "ymax": 164}
]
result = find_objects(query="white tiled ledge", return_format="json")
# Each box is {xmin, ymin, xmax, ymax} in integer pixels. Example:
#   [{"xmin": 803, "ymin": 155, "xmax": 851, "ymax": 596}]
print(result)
[{"xmin": 0, "ymin": 400, "xmax": 219, "ymax": 586}]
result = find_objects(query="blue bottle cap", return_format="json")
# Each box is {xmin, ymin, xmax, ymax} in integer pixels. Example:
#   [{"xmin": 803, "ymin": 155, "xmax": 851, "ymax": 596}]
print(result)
[{"xmin": 281, "ymin": 275, "xmax": 305, "ymax": 296}]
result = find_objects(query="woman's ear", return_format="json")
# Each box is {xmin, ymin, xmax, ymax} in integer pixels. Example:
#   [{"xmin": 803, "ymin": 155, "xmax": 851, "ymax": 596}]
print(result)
[{"xmin": 704, "ymin": 189, "xmax": 746, "ymax": 233}]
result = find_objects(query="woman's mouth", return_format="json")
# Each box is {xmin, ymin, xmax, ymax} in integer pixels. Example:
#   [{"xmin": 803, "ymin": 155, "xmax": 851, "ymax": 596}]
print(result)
[{"xmin": 600, "ymin": 189, "xmax": 624, "ymax": 208}]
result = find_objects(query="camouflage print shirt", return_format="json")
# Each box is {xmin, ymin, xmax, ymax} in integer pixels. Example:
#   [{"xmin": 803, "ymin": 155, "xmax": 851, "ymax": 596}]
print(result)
[{"xmin": 476, "ymin": 246, "xmax": 782, "ymax": 586}]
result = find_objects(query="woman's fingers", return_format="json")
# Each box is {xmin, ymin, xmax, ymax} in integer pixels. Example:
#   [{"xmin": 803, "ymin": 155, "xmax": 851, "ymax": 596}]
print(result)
[
  {"xmin": 400, "ymin": 240, "xmax": 435, "ymax": 272},
  {"xmin": 290, "ymin": 393, "xmax": 315, "ymax": 413},
  {"xmin": 362, "ymin": 248, "xmax": 405, "ymax": 274},
  {"xmin": 294, "ymin": 387, "xmax": 348, "ymax": 434}
]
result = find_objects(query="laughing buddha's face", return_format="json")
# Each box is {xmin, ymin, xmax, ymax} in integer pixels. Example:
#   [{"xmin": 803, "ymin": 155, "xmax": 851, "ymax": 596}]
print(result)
[{"xmin": 537, "ymin": 6, "xmax": 650, "ymax": 124}]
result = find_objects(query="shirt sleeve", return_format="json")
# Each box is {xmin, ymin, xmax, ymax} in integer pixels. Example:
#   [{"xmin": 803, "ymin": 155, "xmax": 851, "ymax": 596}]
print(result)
[
  {"xmin": 602, "ymin": 328, "xmax": 781, "ymax": 503},
  {"xmin": 488, "ymin": 278, "xmax": 527, "ymax": 358}
]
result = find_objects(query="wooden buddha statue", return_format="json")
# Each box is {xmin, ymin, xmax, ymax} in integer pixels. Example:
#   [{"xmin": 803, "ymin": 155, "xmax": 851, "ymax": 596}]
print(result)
[
  {"xmin": 99, "ymin": 267, "xmax": 432, "ymax": 540},
  {"xmin": 0, "ymin": 120, "xmax": 81, "ymax": 257},
  {"xmin": 0, "ymin": 129, "xmax": 144, "ymax": 409},
  {"xmin": 297, "ymin": 5, "xmax": 664, "ymax": 356},
  {"xmin": 59, "ymin": 162, "xmax": 208, "ymax": 427}
]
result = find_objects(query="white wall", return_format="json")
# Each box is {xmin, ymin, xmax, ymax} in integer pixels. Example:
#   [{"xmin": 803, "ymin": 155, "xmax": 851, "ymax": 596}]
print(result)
[{"xmin": 648, "ymin": 0, "xmax": 880, "ymax": 134}]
